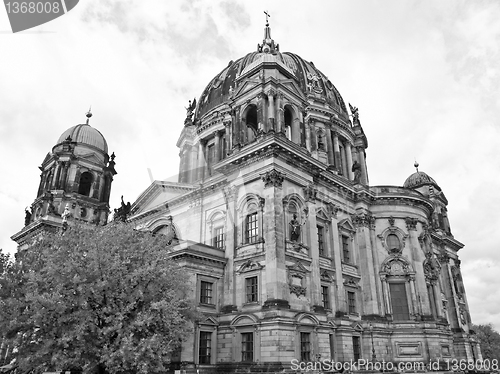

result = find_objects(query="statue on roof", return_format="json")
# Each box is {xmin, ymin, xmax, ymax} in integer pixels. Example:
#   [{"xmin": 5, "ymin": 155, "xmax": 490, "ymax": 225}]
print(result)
[
  {"xmin": 349, "ymin": 103, "xmax": 359, "ymax": 124},
  {"xmin": 352, "ymin": 160, "xmax": 362, "ymax": 183},
  {"xmin": 185, "ymin": 98, "xmax": 197, "ymax": 120},
  {"xmin": 114, "ymin": 195, "xmax": 132, "ymax": 222},
  {"xmin": 24, "ymin": 207, "xmax": 32, "ymax": 226}
]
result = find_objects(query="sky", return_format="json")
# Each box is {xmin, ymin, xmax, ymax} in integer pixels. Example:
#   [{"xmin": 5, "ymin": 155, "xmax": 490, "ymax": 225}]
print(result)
[{"xmin": 0, "ymin": 0, "xmax": 499, "ymax": 331}]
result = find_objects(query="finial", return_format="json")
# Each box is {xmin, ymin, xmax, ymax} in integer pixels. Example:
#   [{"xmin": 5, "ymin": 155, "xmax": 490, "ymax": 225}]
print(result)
[
  {"xmin": 414, "ymin": 160, "xmax": 419, "ymax": 172},
  {"xmin": 86, "ymin": 106, "xmax": 92, "ymax": 125},
  {"xmin": 264, "ymin": 10, "xmax": 270, "ymax": 26},
  {"xmin": 258, "ymin": 11, "xmax": 278, "ymax": 54}
]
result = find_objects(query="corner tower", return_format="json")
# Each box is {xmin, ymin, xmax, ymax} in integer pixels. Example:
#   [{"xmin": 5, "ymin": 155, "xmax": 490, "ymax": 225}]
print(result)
[{"xmin": 12, "ymin": 111, "xmax": 117, "ymax": 248}]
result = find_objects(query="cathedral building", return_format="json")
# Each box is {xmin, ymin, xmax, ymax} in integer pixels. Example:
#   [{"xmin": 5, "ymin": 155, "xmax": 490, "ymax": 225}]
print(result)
[
  {"xmin": 12, "ymin": 19, "xmax": 480, "ymax": 372},
  {"xmin": 127, "ymin": 21, "xmax": 480, "ymax": 369}
]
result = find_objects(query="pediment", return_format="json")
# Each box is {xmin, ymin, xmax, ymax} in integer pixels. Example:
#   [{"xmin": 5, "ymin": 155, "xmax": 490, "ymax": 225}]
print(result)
[
  {"xmin": 338, "ymin": 218, "xmax": 356, "ymax": 232},
  {"xmin": 287, "ymin": 260, "xmax": 310, "ymax": 274},
  {"xmin": 351, "ymin": 322, "xmax": 363, "ymax": 331}
]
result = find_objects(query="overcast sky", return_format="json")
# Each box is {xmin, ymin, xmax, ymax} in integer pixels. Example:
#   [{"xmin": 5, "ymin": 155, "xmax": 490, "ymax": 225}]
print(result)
[{"xmin": 1, "ymin": 0, "xmax": 499, "ymax": 331}]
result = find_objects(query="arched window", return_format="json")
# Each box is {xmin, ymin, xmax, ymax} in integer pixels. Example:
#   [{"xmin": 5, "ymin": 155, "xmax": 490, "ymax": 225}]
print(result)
[
  {"xmin": 238, "ymin": 195, "xmax": 264, "ymax": 246},
  {"xmin": 284, "ymin": 107, "xmax": 293, "ymax": 141},
  {"xmin": 245, "ymin": 105, "xmax": 258, "ymax": 143},
  {"xmin": 78, "ymin": 171, "xmax": 93, "ymax": 196},
  {"xmin": 386, "ymin": 234, "xmax": 401, "ymax": 252}
]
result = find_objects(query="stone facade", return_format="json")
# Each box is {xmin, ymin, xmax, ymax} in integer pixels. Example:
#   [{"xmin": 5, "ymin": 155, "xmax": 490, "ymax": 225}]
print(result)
[{"xmin": 127, "ymin": 22, "xmax": 481, "ymax": 372}]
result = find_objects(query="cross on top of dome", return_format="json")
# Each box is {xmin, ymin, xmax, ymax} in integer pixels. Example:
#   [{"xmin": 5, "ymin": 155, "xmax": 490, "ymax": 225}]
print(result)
[{"xmin": 258, "ymin": 11, "xmax": 279, "ymax": 54}]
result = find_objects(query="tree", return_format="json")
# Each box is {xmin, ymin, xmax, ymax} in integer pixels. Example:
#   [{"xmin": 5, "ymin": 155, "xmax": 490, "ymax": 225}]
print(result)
[
  {"xmin": 472, "ymin": 323, "xmax": 500, "ymax": 361},
  {"xmin": 0, "ymin": 223, "xmax": 198, "ymax": 374}
]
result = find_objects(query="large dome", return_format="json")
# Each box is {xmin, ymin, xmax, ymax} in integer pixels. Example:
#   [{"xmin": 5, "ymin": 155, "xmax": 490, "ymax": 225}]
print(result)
[
  {"xmin": 196, "ymin": 51, "xmax": 349, "ymax": 119},
  {"xmin": 57, "ymin": 123, "xmax": 108, "ymax": 154}
]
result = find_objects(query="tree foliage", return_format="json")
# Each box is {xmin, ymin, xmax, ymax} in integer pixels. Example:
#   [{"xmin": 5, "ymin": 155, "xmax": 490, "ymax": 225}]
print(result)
[
  {"xmin": 472, "ymin": 323, "xmax": 500, "ymax": 361},
  {"xmin": 0, "ymin": 223, "xmax": 198, "ymax": 374}
]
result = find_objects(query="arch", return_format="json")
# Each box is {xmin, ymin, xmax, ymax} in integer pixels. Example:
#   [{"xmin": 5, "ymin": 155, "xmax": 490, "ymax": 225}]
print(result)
[
  {"xmin": 380, "ymin": 255, "xmax": 414, "ymax": 276},
  {"xmin": 377, "ymin": 225, "xmax": 408, "ymax": 255},
  {"xmin": 149, "ymin": 216, "xmax": 182, "ymax": 241},
  {"xmin": 284, "ymin": 104, "xmax": 301, "ymax": 144},
  {"xmin": 78, "ymin": 171, "xmax": 94, "ymax": 196},
  {"xmin": 230, "ymin": 313, "xmax": 259, "ymax": 326},
  {"xmin": 295, "ymin": 312, "xmax": 320, "ymax": 325},
  {"xmin": 237, "ymin": 193, "xmax": 264, "ymax": 213},
  {"xmin": 207, "ymin": 209, "xmax": 225, "ymax": 224},
  {"xmin": 237, "ymin": 193, "xmax": 264, "ymax": 245},
  {"xmin": 242, "ymin": 104, "xmax": 258, "ymax": 143},
  {"xmin": 283, "ymin": 193, "xmax": 307, "ymax": 244}
]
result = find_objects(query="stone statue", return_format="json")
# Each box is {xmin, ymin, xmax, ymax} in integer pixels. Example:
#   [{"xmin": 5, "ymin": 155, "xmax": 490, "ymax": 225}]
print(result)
[
  {"xmin": 185, "ymin": 98, "xmax": 197, "ymax": 119},
  {"xmin": 349, "ymin": 103, "xmax": 359, "ymax": 124},
  {"xmin": 24, "ymin": 208, "xmax": 32, "ymax": 226},
  {"xmin": 289, "ymin": 213, "xmax": 303, "ymax": 242},
  {"xmin": 114, "ymin": 195, "xmax": 132, "ymax": 222},
  {"xmin": 352, "ymin": 160, "xmax": 362, "ymax": 183},
  {"xmin": 61, "ymin": 203, "xmax": 72, "ymax": 224}
]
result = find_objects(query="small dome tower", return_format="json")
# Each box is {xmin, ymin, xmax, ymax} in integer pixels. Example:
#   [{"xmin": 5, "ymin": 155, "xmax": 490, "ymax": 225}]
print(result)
[{"xmin": 12, "ymin": 110, "xmax": 117, "ymax": 247}]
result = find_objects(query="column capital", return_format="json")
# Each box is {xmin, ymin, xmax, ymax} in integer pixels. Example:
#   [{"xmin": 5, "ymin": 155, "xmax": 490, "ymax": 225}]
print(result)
[{"xmin": 266, "ymin": 88, "xmax": 276, "ymax": 97}]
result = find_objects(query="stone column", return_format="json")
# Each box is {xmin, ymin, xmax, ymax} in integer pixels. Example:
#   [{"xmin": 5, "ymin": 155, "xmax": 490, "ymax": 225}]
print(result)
[
  {"xmin": 381, "ymin": 275, "xmax": 392, "ymax": 315},
  {"xmin": 331, "ymin": 213, "xmax": 346, "ymax": 313},
  {"xmin": 224, "ymin": 118, "xmax": 232, "ymax": 156},
  {"xmin": 267, "ymin": 90, "xmax": 275, "ymax": 132},
  {"xmin": 214, "ymin": 131, "xmax": 221, "ymax": 163},
  {"xmin": 345, "ymin": 142, "xmax": 354, "ymax": 181},
  {"xmin": 309, "ymin": 120, "xmax": 317, "ymax": 151},
  {"xmin": 276, "ymin": 92, "xmax": 284, "ymax": 133},
  {"xmin": 333, "ymin": 132, "xmax": 341, "ymax": 172},
  {"xmin": 326, "ymin": 126, "xmax": 334, "ymax": 166},
  {"xmin": 304, "ymin": 115, "xmax": 312, "ymax": 151},
  {"xmin": 357, "ymin": 147, "xmax": 368, "ymax": 185},
  {"xmin": 60, "ymin": 162, "xmax": 70, "ymax": 190},
  {"xmin": 292, "ymin": 114, "xmax": 301, "ymax": 144},
  {"xmin": 53, "ymin": 161, "xmax": 62, "ymax": 189},
  {"xmin": 306, "ymin": 200, "xmax": 321, "ymax": 307},
  {"xmin": 340, "ymin": 144, "xmax": 348, "ymax": 177},
  {"xmin": 197, "ymin": 141, "xmax": 206, "ymax": 180},
  {"xmin": 222, "ymin": 186, "xmax": 237, "ymax": 309},
  {"xmin": 409, "ymin": 275, "xmax": 419, "ymax": 317},
  {"xmin": 261, "ymin": 170, "xmax": 287, "ymax": 303},
  {"xmin": 257, "ymin": 93, "xmax": 265, "ymax": 133},
  {"xmin": 191, "ymin": 143, "xmax": 199, "ymax": 182},
  {"xmin": 353, "ymin": 213, "xmax": 380, "ymax": 315}
]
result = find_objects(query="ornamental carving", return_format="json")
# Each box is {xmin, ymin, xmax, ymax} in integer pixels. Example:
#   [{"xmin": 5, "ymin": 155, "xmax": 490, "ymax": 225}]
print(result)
[
  {"xmin": 405, "ymin": 217, "xmax": 418, "ymax": 231},
  {"xmin": 223, "ymin": 185, "xmax": 238, "ymax": 202},
  {"xmin": 327, "ymin": 202, "xmax": 340, "ymax": 219},
  {"xmin": 388, "ymin": 216, "xmax": 395, "ymax": 226},
  {"xmin": 423, "ymin": 251, "xmax": 441, "ymax": 284},
  {"xmin": 381, "ymin": 257, "xmax": 411, "ymax": 276},
  {"xmin": 320, "ymin": 270, "xmax": 334, "ymax": 283},
  {"xmin": 237, "ymin": 259, "xmax": 264, "ymax": 273},
  {"xmin": 303, "ymin": 183, "xmax": 317, "ymax": 202},
  {"xmin": 437, "ymin": 250, "xmax": 450, "ymax": 264},
  {"xmin": 287, "ymin": 261, "xmax": 309, "ymax": 298},
  {"xmin": 261, "ymin": 169, "xmax": 285, "ymax": 188},
  {"xmin": 352, "ymin": 213, "xmax": 375, "ymax": 229},
  {"xmin": 343, "ymin": 277, "xmax": 360, "ymax": 288}
]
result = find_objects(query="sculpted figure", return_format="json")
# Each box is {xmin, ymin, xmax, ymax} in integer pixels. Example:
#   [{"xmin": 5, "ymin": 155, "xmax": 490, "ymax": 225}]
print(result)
[
  {"xmin": 352, "ymin": 160, "xmax": 362, "ymax": 183},
  {"xmin": 24, "ymin": 208, "xmax": 32, "ymax": 226},
  {"xmin": 61, "ymin": 203, "xmax": 72, "ymax": 224},
  {"xmin": 289, "ymin": 213, "xmax": 303, "ymax": 242}
]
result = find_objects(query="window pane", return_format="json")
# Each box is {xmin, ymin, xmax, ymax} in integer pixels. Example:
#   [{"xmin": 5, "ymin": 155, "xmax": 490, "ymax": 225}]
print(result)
[
  {"xmin": 348, "ymin": 291, "xmax": 356, "ymax": 314},
  {"xmin": 246, "ymin": 276, "xmax": 258, "ymax": 303},
  {"xmin": 353, "ymin": 336, "xmax": 361, "ymax": 361},
  {"xmin": 214, "ymin": 226, "xmax": 224, "ymax": 249},
  {"xmin": 322, "ymin": 285, "xmax": 329, "ymax": 309},
  {"xmin": 300, "ymin": 332, "xmax": 311, "ymax": 361},
  {"xmin": 387, "ymin": 234, "xmax": 400, "ymax": 251},
  {"xmin": 241, "ymin": 332, "xmax": 254, "ymax": 362},
  {"xmin": 317, "ymin": 225, "xmax": 324, "ymax": 256},
  {"xmin": 389, "ymin": 282, "xmax": 410, "ymax": 321},
  {"xmin": 200, "ymin": 281, "xmax": 213, "ymax": 304},
  {"xmin": 199, "ymin": 331, "xmax": 212, "ymax": 364},
  {"xmin": 246, "ymin": 212, "xmax": 258, "ymax": 243},
  {"xmin": 342, "ymin": 235, "xmax": 350, "ymax": 263}
]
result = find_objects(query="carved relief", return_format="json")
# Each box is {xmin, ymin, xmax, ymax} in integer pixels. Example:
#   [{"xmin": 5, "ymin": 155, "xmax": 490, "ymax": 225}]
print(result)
[
  {"xmin": 303, "ymin": 183, "xmax": 317, "ymax": 202},
  {"xmin": 405, "ymin": 217, "xmax": 418, "ymax": 231},
  {"xmin": 327, "ymin": 202, "xmax": 340, "ymax": 219},
  {"xmin": 423, "ymin": 251, "xmax": 441, "ymax": 284},
  {"xmin": 287, "ymin": 261, "xmax": 310, "ymax": 297},
  {"xmin": 381, "ymin": 256, "xmax": 411, "ymax": 276},
  {"xmin": 237, "ymin": 259, "xmax": 264, "ymax": 273},
  {"xmin": 343, "ymin": 277, "xmax": 360, "ymax": 288},
  {"xmin": 223, "ymin": 185, "xmax": 237, "ymax": 202},
  {"xmin": 352, "ymin": 213, "xmax": 375, "ymax": 229},
  {"xmin": 261, "ymin": 169, "xmax": 285, "ymax": 188}
]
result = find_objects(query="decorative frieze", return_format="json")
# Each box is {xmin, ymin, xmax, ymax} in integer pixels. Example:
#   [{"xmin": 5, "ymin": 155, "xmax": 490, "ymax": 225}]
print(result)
[
  {"xmin": 352, "ymin": 212, "xmax": 375, "ymax": 229},
  {"xmin": 261, "ymin": 169, "xmax": 285, "ymax": 188}
]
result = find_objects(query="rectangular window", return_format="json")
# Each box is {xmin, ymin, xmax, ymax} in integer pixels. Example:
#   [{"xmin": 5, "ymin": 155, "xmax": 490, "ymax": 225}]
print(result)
[
  {"xmin": 347, "ymin": 291, "xmax": 356, "ymax": 314},
  {"xmin": 390, "ymin": 282, "xmax": 410, "ymax": 321},
  {"xmin": 199, "ymin": 331, "xmax": 212, "ymax": 364},
  {"xmin": 246, "ymin": 276, "xmax": 258, "ymax": 303},
  {"xmin": 321, "ymin": 285, "xmax": 330, "ymax": 309},
  {"xmin": 200, "ymin": 281, "xmax": 213, "ymax": 305},
  {"xmin": 317, "ymin": 225, "xmax": 325, "ymax": 256},
  {"xmin": 342, "ymin": 235, "xmax": 350, "ymax": 263},
  {"xmin": 245, "ymin": 212, "xmax": 258, "ymax": 244},
  {"xmin": 241, "ymin": 332, "xmax": 253, "ymax": 362},
  {"xmin": 213, "ymin": 226, "xmax": 224, "ymax": 249},
  {"xmin": 353, "ymin": 336, "xmax": 361, "ymax": 361},
  {"xmin": 300, "ymin": 332, "xmax": 311, "ymax": 361}
]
